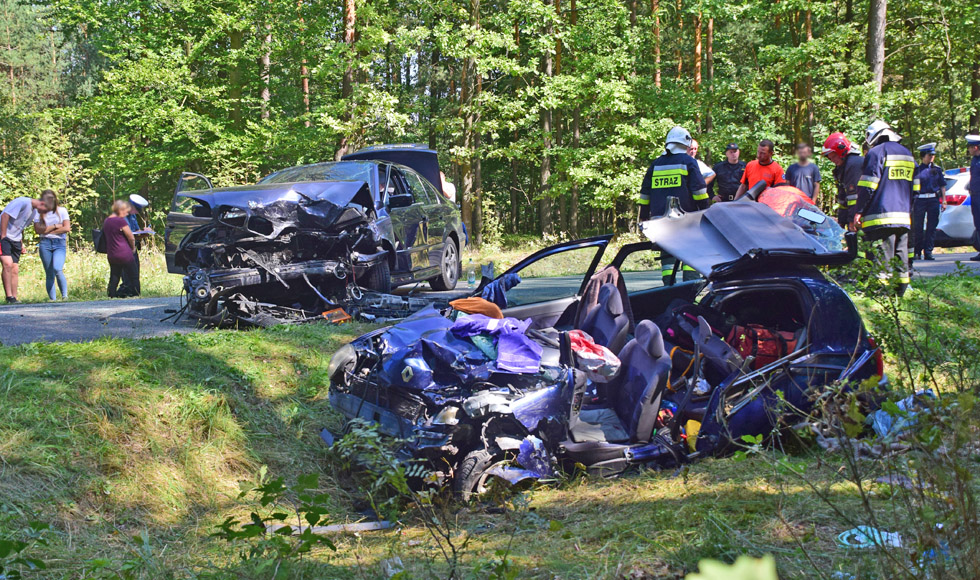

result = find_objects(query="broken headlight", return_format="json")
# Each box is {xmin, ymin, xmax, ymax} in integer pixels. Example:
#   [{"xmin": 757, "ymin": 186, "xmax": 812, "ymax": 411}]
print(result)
[{"xmin": 430, "ymin": 406, "xmax": 460, "ymax": 426}]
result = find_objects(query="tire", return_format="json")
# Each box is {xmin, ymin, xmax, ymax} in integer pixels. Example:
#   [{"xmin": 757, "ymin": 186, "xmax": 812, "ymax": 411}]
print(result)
[
  {"xmin": 454, "ymin": 448, "xmax": 508, "ymax": 501},
  {"xmin": 361, "ymin": 259, "xmax": 392, "ymax": 293},
  {"xmin": 429, "ymin": 238, "xmax": 460, "ymax": 291}
]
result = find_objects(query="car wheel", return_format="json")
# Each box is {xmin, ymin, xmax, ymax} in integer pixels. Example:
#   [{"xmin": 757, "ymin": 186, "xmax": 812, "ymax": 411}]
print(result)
[
  {"xmin": 454, "ymin": 448, "xmax": 509, "ymax": 501},
  {"xmin": 429, "ymin": 238, "xmax": 460, "ymax": 291},
  {"xmin": 361, "ymin": 259, "xmax": 392, "ymax": 293}
]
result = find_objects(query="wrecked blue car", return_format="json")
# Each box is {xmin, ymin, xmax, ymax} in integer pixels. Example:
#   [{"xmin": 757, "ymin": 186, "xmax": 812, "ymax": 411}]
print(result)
[{"xmin": 327, "ymin": 196, "xmax": 884, "ymax": 496}]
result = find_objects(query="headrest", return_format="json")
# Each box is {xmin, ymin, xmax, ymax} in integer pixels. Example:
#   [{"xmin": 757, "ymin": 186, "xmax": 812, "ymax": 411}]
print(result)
[
  {"xmin": 598, "ymin": 284, "xmax": 624, "ymax": 316},
  {"xmin": 633, "ymin": 320, "xmax": 666, "ymax": 359}
]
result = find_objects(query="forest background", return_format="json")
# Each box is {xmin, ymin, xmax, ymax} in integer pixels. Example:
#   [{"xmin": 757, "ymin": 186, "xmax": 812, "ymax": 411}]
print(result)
[{"xmin": 1, "ymin": 0, "xmax": 978, "ymax": 248}]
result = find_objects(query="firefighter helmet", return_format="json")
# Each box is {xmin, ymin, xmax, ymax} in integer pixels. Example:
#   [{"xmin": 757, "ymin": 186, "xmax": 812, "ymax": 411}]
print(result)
[
  {"xmin": 865, "ymin": 120, "xmax": 892, "ymax": 146},
  {"xmin": 665, "ymin": 126, "xmax": 693, "ymax": 154},
  {"xmin": 821, "ymin": 132, "xmax": 851, "ymax": 157}
]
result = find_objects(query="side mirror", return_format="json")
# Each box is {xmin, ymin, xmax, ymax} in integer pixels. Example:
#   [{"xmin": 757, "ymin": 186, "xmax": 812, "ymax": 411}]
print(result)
[
  {"xmin": 387, "ymin": 193, "xmax": 414, "ymax": 209},
  {"xmin": 191, "ymin": 204, "xmax": 212, "ymax": 218}
]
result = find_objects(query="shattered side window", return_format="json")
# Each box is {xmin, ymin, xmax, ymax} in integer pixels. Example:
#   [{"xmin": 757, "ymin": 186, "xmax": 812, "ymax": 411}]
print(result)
[{"xmin": 259, "ymin": 162, "xmax": 374, "ymax": 185}]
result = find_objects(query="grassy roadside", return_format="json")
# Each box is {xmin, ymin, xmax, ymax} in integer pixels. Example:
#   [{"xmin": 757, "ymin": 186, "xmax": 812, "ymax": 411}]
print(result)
[
  {"xmin": 1, "ymin": 258, "xmax": 979, "ymax": 578},
  {"xmin": 13, "ymin": 246, "xmax": 182, "ymax": 303}
]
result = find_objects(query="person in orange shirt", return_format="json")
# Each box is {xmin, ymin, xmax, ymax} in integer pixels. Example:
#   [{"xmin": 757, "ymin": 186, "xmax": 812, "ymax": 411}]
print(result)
[{"xmin": 733, "ymin": 140, "xmax": 784, "ymax": 200}]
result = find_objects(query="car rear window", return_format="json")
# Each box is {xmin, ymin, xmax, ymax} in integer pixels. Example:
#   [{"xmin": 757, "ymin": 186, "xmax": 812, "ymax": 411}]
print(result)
[{"xmin": 259, "ymin": 162, "xmax": 374, "ymax": 185}]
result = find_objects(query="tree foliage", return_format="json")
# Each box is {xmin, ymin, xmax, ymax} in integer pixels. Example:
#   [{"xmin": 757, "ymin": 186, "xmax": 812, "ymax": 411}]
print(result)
[{"xmin": 0, "ymin": 0, "xmax": 978, "ymax": 243}]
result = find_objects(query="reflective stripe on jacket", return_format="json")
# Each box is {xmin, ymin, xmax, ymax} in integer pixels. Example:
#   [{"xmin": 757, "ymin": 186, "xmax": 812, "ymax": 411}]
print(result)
[
  {"xmin": 639, "ymin": 152, "xmax": 708, "ymax": 220},
  {"xmin": 856, "ymin": 141, "xmax": 914, "ymax": 232}
]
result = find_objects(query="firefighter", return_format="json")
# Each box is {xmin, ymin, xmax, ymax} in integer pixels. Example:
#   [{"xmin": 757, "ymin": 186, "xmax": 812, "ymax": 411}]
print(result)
[
  {"xmin": 967, "ymin": 134, "xmax": 980, "ymax": 261},
  {"xmin": 821, "ymin": 132, "xmax": 864, "ymax": 228},
  {"xmin": 639, "ymin": 126, "xmax": 708, "ymax": 285},
  {"xmin": 854, "ymin": 120, "xmax": 915, "ymax": 295},
  {"xmin": 911, "ymin": 143, "xmax": 946, "ymax": 262}
]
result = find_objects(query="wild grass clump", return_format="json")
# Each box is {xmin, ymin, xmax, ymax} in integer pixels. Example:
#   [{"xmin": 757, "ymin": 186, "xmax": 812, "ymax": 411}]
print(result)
[{"xmin": 12, "ymin": 245, "xmax": 181, "ymax": 303}]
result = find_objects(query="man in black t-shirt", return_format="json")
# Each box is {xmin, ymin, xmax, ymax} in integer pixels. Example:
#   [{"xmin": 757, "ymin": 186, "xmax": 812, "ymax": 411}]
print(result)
[{"xmin": 710, "ymin": 142, "xmax": 746, "ymax": 203}]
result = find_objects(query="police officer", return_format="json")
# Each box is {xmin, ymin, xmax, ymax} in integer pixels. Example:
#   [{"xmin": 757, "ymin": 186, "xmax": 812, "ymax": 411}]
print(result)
[
  {"xmin": 821, "ymin": 132, "xmax": 864, "ymax": 228},
  {"xmin": 854, "ymin": 120, "xmax": 915, "ymax": 295},
  {"xmin": 966, "ymin": 134, "xmax": 980, "ymax": 261},
  {"xmin": 710, "ymin": 143, "xmax": 746, "ymax": 203},
  {"xmin": 639, "ymin": 126, "xmax": 708, "ymax": 285},
  {"xmin": 911, "ymin": 143, "xmax": 946, "ymax": 262}
]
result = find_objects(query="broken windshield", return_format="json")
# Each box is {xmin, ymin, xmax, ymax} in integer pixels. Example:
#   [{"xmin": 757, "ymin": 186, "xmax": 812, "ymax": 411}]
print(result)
[{"xmin": 259, "ymin": 161, "xmax": 376, "ymax": 186}]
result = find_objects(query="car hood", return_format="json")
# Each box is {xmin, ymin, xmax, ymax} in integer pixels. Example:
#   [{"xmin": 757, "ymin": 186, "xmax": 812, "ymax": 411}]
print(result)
[
  {"xmin": 641, "ymin": 200, "xmax": 854, "ymax": 279},
  {"xmin": 180, "ymin": 181, "xmax": 374, "ymax": 238},
  {"xmin": 179, "ymin": 180, "xmax": 371, "ymax": 211}
]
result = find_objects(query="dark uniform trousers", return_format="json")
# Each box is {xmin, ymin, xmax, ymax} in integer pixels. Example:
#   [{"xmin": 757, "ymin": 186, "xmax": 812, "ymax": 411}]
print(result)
[
  {"xmin": 864, "ymin": 227, "xmax": 910, "ymax": 292},
  {"xmin": 911, "ymin": 195, "xmax": 941, "ymax": 256}
]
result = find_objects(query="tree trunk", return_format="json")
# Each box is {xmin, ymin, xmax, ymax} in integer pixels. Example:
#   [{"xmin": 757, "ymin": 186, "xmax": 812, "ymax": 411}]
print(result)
[
  {"xmin": 428, "ymin": 49, "xmax": 440, "ymax": 149},
  {"xmin": 971, "ymin": 57, "xmax": 980, "ymax": 132},
  {"xmin": 460, "ymin": 57, "xmax": 474, "ymax": 237},
  {"xmin": 652, "ymin": 0, "xmax": 661, "ymax": 87},
  {"xmin": 473, "ymin": 73, "xmax": 483, "ymax": 247},
  {"xmin": 570, "ymin": 0, "xmax": 580, "ymax": 236},
  {"xmin": 260, "ymin": 7, "xmax": 271, "ymax": 121},
  {"xmin": 866, "ymin": 0, "xmax": 887, "ymax": 94},
  {"xmin": 570, "ymin": 106, "xmax": 580, "ymax": 237},
  {"xmin": 629, "ymin": 0, "xmax": 637, "ymax": 29},
  {"xmin": 540, "ymin": 0, "xmax": 555, "ymax": 236},
  {"xmin": 229, "ymin": 29, "xmax": 243, "ymax": 126},
  {"xmin": 805, "ymin": 10, "xmax": 814, "ymax": 133},
  {"xmin": 3, "ymin": 2, "xmax": 14, "ymax": 108},
  {"xmin": 335, "ymin": 0, "xmax": 356, "ymax": 158},
  {"xmin": 843, "ymin": 0, "xmax": 854, "ymax": 88},
  {"xmin": 675, "ymin": 0, "xmax": 683, "ymax": 79},
  {"xmin": 705, "ymin": 16, "xmax": 713, "ymax": 132},
  {"xmin": 459, "ymin": 0, "xmax": 480, "ymax": 242},
  {"xmin": 693, "ymin": 12, "xmax": 701, "ymax": 93}
]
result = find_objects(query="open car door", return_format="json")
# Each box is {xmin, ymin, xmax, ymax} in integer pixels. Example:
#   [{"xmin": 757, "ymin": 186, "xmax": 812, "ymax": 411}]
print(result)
[
  {"xmin": 483, "ymin": 236, "xmax": 611, "ymax": 329},
  {"xmin": 165, "ymin": 172, "xmax": 213, "ymax": 274}
]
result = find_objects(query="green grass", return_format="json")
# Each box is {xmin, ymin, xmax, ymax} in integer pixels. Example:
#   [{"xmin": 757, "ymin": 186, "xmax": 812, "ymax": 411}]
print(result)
[
  {"xmin": 0, "ymin": 325, "xmax": 943, "ymax": 579},
  {"xmin": 12, "ymin": 246, "xmax": 182, "ymax": 303}
]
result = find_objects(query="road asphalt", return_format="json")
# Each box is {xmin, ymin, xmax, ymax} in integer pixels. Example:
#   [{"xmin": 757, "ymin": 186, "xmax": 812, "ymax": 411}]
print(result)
[{"xmin": 0, "ymin": 252, "xmax": 977, "ymax": 346}]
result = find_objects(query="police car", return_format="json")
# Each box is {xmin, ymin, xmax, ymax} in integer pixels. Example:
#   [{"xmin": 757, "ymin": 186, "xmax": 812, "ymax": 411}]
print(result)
[{"xmin": 935, "ymin": 168, "xmax": 977, "ymax": 248}]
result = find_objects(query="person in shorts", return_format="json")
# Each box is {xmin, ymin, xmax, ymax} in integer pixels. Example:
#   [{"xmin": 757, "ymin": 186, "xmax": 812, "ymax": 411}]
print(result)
[{"xmin": 1, "ymin": 194, "xmax": 52, "ymax": 303}]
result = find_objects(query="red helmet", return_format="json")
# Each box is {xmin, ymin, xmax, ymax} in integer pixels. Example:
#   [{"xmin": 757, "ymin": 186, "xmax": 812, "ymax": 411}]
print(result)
[{"xmin": 822, "ymin": 132, "xmax": 851, "ymax": 156}]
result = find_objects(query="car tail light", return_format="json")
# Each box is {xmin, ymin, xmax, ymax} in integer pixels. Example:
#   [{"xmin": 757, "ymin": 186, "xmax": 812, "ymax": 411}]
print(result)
[
  {"xmin": 946, "ymin": 193, "xmax": 967, "ymax": 206},
  {"xmin": 867, "ymin": 335, "xmax": 884, "ymax": 377}
]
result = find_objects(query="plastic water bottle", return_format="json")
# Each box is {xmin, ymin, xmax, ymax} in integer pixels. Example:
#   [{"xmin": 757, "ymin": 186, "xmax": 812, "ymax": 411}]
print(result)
[{"xmin": 467, "ymin": 259, "xmax": 476, "ymax": 288}]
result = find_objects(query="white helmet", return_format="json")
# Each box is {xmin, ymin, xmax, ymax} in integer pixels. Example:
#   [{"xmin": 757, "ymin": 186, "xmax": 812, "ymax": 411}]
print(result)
[
  {"xmin": 865, "ymin": 119, "xmax": 893, "ymax": 146},
  {"xmin": 665, "ymin": 126, "xmax": 693, "ymax": 155}
]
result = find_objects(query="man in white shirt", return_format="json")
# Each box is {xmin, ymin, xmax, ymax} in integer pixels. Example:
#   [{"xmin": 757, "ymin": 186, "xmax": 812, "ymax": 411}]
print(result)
[
  {"xmin": 1, "ymin": 195, "xmax": 52, "ymax": 303},
  {"xmin": 688, "ymin": 140, "xmax": 716, "ymax": 190}
]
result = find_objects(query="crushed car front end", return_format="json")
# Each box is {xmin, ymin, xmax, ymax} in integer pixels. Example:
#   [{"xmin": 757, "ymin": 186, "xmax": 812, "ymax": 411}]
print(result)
[
  {"xmin": 326, "ymin": 308, "xmax": 574, "ymax": 487},
  {"xmin": 173, "ymin": 179, "xmax": 393, "ymax": 324}
]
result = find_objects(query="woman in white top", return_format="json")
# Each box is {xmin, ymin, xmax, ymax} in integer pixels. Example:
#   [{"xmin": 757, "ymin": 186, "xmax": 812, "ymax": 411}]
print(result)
[{"xmin": 33, "ymin": 190, "xmax": 71, "ymax": 300}]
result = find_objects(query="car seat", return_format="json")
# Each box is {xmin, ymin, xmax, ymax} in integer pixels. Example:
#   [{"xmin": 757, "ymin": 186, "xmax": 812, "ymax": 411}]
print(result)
[
  {"xmin": 574, "ymin": 265, "xmax": 635, "ymax": 331},
  {"xmin": 567, "ymin": 320, "xmax": 672, "ymax": 445},
  {"xmin": 579, "ymin": 284, "xmax": 631, "ymax": 355}
]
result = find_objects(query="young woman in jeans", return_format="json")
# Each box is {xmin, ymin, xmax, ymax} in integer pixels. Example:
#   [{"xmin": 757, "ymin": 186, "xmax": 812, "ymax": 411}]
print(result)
[
  {"xmin": 32, "ymin": 190, "xmax": 71, "ymax": 300},
  {"xmin": 102, "ymin": 200, "xmax": 138, "ymax": 298}
]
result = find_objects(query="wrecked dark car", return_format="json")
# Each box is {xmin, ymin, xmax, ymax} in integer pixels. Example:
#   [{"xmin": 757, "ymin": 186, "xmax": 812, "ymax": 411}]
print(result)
[
  {"xmin": 164, "ymin": 144, "xmax": 465, "ymax": 325},
  {"xmin": 325, "ymin": 192, "xmax": 885, "ymax": 497}
]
